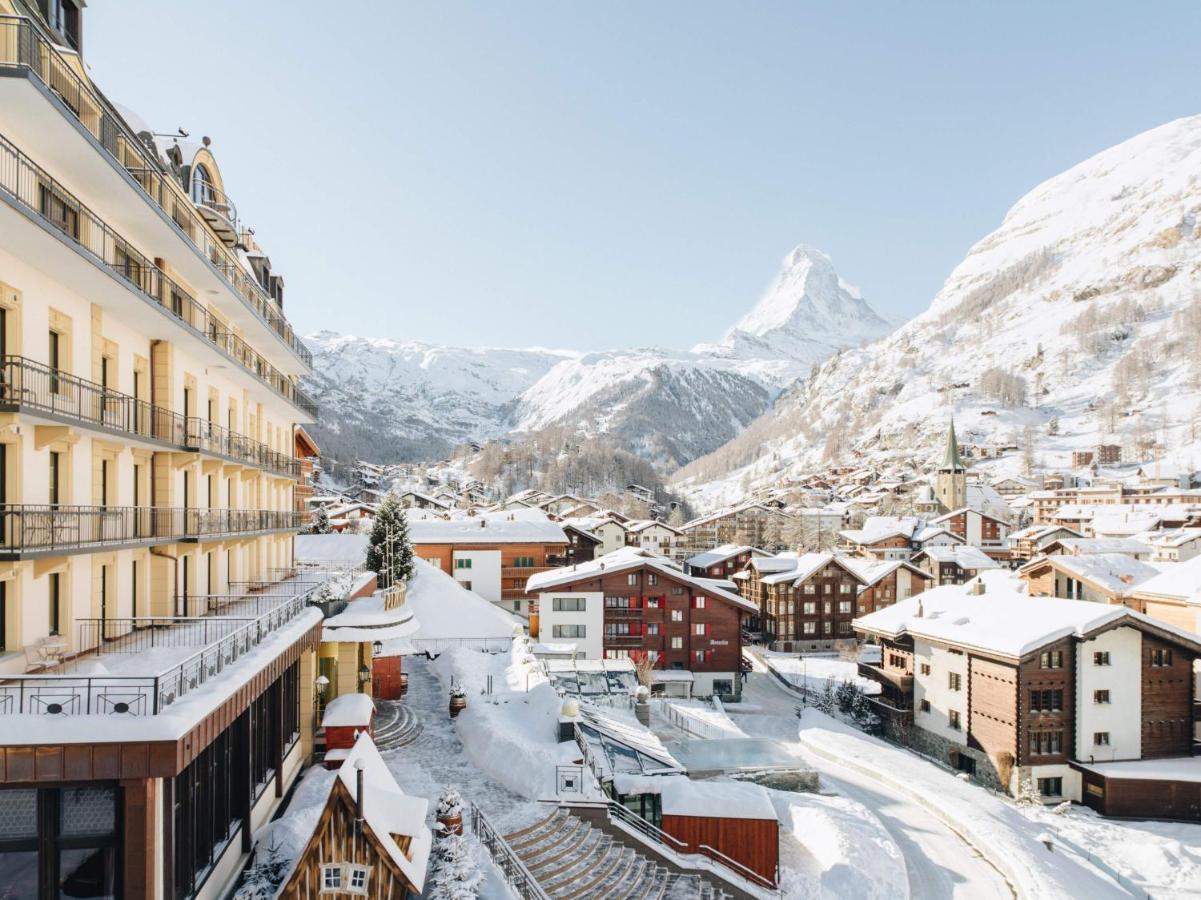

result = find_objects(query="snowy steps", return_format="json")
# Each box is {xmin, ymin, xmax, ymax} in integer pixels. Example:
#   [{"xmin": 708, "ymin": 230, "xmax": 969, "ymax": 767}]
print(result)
[
  {"xmin": 372, "ymin": 699, "xmax": 423, "ymax": 750},
  {"xmin": 502, "ymin": 808, "xmax": 733, "ymax": 900}
]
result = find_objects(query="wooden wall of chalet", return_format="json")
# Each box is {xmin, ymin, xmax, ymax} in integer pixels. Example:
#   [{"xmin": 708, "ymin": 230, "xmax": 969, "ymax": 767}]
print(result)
[
  {"xmin": 661, "ymin": 814, "xmax": 778, "ymax": 888},
  {"xmin": 1016, "ymin": 638, "xmax": 1075, "ymax": 767},
  {"xmin": 1078, "ymin": 768, "xmax": 1201, "ymax": 821},
  {"xmin": 968, "ymin": 656, "xmax": 1018, "ymax": 762},
  {"xmin": 1141, "ymin": 634, "xmax": 1195, "ymax": 759},
  {"xmin": 280, "ymin": 779, "xmax": 417, "ymax": 900}
]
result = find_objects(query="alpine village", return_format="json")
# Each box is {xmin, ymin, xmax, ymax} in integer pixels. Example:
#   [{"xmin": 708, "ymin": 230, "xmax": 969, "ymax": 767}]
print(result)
[{"xmin": 0, "ymin": 3, "xmax": 1200, "ymax": 900}]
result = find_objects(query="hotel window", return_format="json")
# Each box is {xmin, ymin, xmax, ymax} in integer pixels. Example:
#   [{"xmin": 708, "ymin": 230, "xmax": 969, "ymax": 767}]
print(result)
[
  {"xmin": 671, "ymin": 610, "xmax": 683, "ymax": 622},
  {"xmin": 1039, "ymin": 650, "xmax": 1064, "ymax": 669},
  {"xmin": 838, "ymin": 600, "xmax": 851, "ymax": 614},
  {"xmin": 693, "ymin": 650, "xmax": 712, "ymax": 665},
  {"xmin": 822, "ymin": 621, "xmax": 832, "ymax": 635},
  {"xmin": 627, "ymin": 574, "xmax": 638, "ymax": 586},
  {"xmin": 1093, "ymin": 689, "xmax": 1110, "ymax": 704},
  {"xmin": 648, "ymin": 574, "xmax": 658, "ymax": 585},
  {"xmin": 552, "ymin": 624, "xmax": 586, "ymax": 639},
  {"xmin": 803, "ymin": 622, "xmax": 816, "ymax": 635},
  {"xmin": 646, "ymin": 597, "xmax": 661, "ymax": 608},
  {"xmin": 694, "ymin": 623, "xmax": 707, "ymax": 636},
  {"xmin": 671, "ymin": 636, "xmax": 683, "ymax": 649},
  {"xmin": 647, "ymin": 623, "xmax": 659, "ymax": 636},
  {"xmin": 838, "ymin": 622, "xmax": 852, "ymax": 635},
  {"xmin": 920, "ymin": 663, "xmax": 931, "ymax": 675},
  {"xmin": 839, "ymin": 583, "xmax": 852, "ymax": 594},
  {"xmin": 49, "ymin": 573, "xmax": 60, "ymax": 635},
  {"xmin": 1038, "ymin": 777, "xmax": 1063, "ymax": 798},
  {"xmin": 512, "ymin": 556, "xmax": 535, "ymax": 568},
  {"xmin": 948, "ymin": 710, "xmax": 961, "ymax": 730},
  {"xmin": 454, "ymin": 558, "xmax": 472, "ymax": 570},
  {"xmin": 1094, "ymin": 732, "xmax": 1110, "ymax": 746},
  {"xmin": 948, "ymin": 672, "xmax": 962, "ymax": 692},
  {"xmin": 1029, "ymin": 730, "xmax": 1063, "ymax": 755},
  {"xmin": 1029, "ymin": 689, "xmax": 1063, "ymax": 712},
  {"xmin": 803, "ymin": 602, "xmax": 815, "ymax": 615},
  {"xmin": 1150, "ymin": 648, "xmax": 1173, "ymax": 667},
  {"xmin": 692, "ymin": 596, "xmax": 706, "ymax": 609},
  {"xmin": 671, "ymin": 586, "xmax": 686, "ymax": 595},
  {"xmin": 803, "ymin": 583, "xmax": 815, "ymax": 595},
  {"xmin": 552, "ymin": 597, "xmax": 586, "ymax": 612},
  {"xmin": 1093, "ymin": 651, "xmax": 1110, "ymax": 666},
  {"xmin": 919, "ymin": 698, "xmax": 931, "ymax": 712},
  {"xmin": 49, "ymin": 451, "xmax": 62, "ymax": 507}
]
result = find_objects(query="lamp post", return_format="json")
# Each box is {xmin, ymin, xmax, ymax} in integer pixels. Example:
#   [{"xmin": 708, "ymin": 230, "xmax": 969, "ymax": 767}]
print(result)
[{"xmin": 315, "ymin": 673, "xmax": 329, "ymax": 717}]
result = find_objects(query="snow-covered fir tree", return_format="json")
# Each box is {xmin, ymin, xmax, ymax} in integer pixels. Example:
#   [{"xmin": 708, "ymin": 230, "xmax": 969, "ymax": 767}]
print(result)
[
  {"xmin": 366, "ymin": 491, "xmax": 414, "ymax": 588},
  {"xmin": 311, "ymin": 505, "xmax": 332, "ymax": 534},
  {"xmin": 429, "ymin": 833, "xmax": 482, "ymax": 900}
]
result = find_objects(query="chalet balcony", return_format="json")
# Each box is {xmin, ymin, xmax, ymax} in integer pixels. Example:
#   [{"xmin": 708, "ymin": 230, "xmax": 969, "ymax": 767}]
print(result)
[
  {"xmin": 0, "ymin": 133, "xmax": 318, "ymax": 418},
  {"xmin": 606, "ymin": 607, "xmax": 644, "ymax": 619},
  {"xmin": 603, "ymin": 635, "xmax": 645, "ymax": 648},
  {"xmin": 858, "ymin": 661, "xmax": 913, "ymax": 693},
  {"xmin": 0, "ymin": 357, "xmax": 301, "ymax": 477},
  {"xmin": 0, "ymin": 577, "xmax": 321, "ymax": 717},
  {"xmin": 0, "ymin": 14, "xmax": 312, "ymax": 369},
  {"xmin": 0, "ymin": 505, "xmax": 305, "ymax": 558}
]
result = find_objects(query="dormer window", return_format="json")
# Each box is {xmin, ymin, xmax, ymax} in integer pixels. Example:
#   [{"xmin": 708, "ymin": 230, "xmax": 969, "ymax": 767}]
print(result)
[
  {"xmin": 320, "ymin": 864, "xmax": 343, "ymax": 891},
  {"xmin": 191, "ymin": 164, "xmax": 215, "ymax": 206},
  {"xmin": 320, "ymin": 862, "xmax": 369, "ymax": 895},
  {"xmin": 41, "ymin": 0, "xmax": 81, "ymax": 51}
]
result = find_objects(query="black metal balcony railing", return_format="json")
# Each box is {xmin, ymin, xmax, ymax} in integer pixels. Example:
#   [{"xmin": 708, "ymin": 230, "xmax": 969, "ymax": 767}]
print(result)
[
  {"xmin": 0, "ymin": 505, "xmax": 305, "ymax": 556},
  {"xmin": 0, "ymin": 581, "xmax": 322, "ymax": 716},
  {"xmin": 0, "ymin": 133, "xmax": 317, "ymax": 418},
  {"xmin": 0, "ymin": 357, "xmax": 302, "ymax": 477},
  {"xmin": 0, "ymin": 14, "xmax": 312, "ymax": 368}
]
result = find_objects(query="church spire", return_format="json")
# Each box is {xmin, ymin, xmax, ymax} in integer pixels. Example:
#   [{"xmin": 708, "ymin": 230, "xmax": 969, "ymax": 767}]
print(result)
[{"xmin": 941, "ymin": 417, "xmax": 964, "ymax": 471}]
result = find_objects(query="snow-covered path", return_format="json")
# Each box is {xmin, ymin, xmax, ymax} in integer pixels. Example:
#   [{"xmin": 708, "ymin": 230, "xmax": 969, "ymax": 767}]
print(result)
[
  {"xmin": 381, "ymin": 655, "xmax": 547, "ymax": 832},
  {"xmin": 735, "ymin": 657, "xmax": 1014, "ymax": 900}
]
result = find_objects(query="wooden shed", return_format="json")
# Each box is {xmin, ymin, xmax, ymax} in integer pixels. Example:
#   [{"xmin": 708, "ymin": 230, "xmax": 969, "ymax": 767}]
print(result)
[
  {"xmin": 659, "ymin": 778, "xmax": 779, "ymax": 888},
  {"xmin": 322, "ymin": 693, "xmax": 376, "ymax": 767},
  {"xmin": 1074, "ymin": 760, "xmax": 1201, "ymax": 822}
]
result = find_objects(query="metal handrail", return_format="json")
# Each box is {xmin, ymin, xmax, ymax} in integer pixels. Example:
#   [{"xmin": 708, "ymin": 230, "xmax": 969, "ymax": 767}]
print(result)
[
  {"xmin": 0, "ymin": 581, "xmax": 322, "ymax": 716},
  {"xmin": 193, "ymin": 181, "xmax": 237, "ymax": 230},
  {"xmin": 0, "ymin": 505, "xmax": 305, "ymax": 555},
  {"xmin": 469, "ymin": 802, "xmax": 552, "ymax": 900},
  {"xmin": 0, "ymin": 14, "xmax": 312, "ymax": 367},
  {"xmin": 0, "ymin": 356, "xmax": 300, "ymax": 475},
  {"xmin": 0, "ymin": 131, "xmax": 316, "ymax": 416}
]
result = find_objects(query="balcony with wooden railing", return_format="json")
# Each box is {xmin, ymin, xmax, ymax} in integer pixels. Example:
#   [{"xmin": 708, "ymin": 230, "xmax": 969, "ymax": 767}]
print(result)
[
  {"xmin": 0, "ymin": 132, "xmax": 317, "ymax": 418},
  {"xmin": 0, "ymin": 14, "xmax": 312, "ymax": 369}
]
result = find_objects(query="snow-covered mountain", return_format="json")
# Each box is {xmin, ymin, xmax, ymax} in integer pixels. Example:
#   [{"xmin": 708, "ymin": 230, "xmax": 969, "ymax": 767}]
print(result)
[
  {"xmin": 675, "ymin": 115, "xmax": 1201, "ymax": 509},
  {"xmin": 305, "ymin": 247, "xmax": 890, "ymax": 469},
  {"xmin": 695, "ymin": 245, "xmax": 893, "ymax": 374}
]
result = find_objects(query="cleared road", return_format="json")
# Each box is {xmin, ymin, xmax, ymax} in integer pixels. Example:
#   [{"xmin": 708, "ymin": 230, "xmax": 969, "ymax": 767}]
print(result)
[{"xmin": 733, "ymin": 655, "xmax": 1014, "ymax": 899}]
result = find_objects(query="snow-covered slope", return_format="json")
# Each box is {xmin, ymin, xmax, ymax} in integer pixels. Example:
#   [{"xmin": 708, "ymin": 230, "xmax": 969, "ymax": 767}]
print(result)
[
  {"xmin": 306, "ymin": 247, "xmax": 890, "ymax": 467},
  {"xmin": 676, "ymin": 115, "xmax": 1201, "ymax": 508}
]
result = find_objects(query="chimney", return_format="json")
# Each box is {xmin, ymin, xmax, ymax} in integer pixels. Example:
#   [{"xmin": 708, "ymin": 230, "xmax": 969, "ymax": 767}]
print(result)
[
  {"xmin": 915, "ymin": 599, "xmax": 924, "ymax": 618},
  {"xmin": 354, "ymin": 758, "xmax": 366, "ymax": 835},
  {"xmin": 969, "ymin": 579, "xmax": 986, "ymax": 596},
  {"xmin": 480, "ymin": 518, "xmax": 487, "ymax": 528},
  {"xmin": 1119, "ymin": 574, "xmax": 1134, "ymax": 585}
]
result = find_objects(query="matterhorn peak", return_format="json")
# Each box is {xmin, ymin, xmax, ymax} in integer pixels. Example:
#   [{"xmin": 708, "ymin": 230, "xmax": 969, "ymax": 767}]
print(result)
[{"xmin": 698, "ymin": 245, "xmax": 893, "ymax": 367}]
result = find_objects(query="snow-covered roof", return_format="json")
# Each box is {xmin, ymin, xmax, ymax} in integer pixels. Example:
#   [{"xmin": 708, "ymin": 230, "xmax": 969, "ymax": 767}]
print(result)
[
  {"xmin": 685, "ymin": 544, "xmax": 763, "ymax": 568},
  {"xmin": 1024, "ymin": 553, "xmax": 1162, "ymax": 597},
  {"xmin": 409, "ymin": 511, "xmax": 568, "ymax": 544},
  {"xmin": 1046, "ymin": 538, "xmax": 1152, "ymax": 557},
  {"xmin": 526, "ymin": 547, "xmax": 757, "ymax": 613},
  {"xmin": 1131, "ymin": 555, "xmax": 1201, "ymax": 604},
  {"xmin": 626, "ymin": 519, "xmax": 681, "ymax": 534},
  {"xmin": 842, "ymin": 515, "xmax": 924, "ymax": 544},
  {"xmin": 854, "ymin": 570, "xmax": 1201, "ymax": 659},
  {"xmin": 381, "ymin": 559, "xmax": 522, "ymax": 652},
  {"xmin": 1147, "ymin": 528, "xmax": 1201, "ymax": 549},
  {"xmin": 914, "ymin": 545, "xmax": 999, "ymax": 570},
  {"xmin": 322, "ymin": 591, "xmax": 420, "ymax": 644},
  {"xmin": 321, "ymin": 693, "xmax": 375, "ymax": 728},
  {"xmin": 843, "ymin": 558, "xmax": 932, "ymax": 587},
  {"xmin": 659, "ymin": 778, "xmax": 777, "ymax": 821},
  {"xmin": 295, "ymin": 533, "xmax": 369, "ymax": 564}
]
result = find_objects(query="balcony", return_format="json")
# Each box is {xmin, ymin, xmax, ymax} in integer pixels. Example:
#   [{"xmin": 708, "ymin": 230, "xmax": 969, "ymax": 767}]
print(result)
[
  {"xmin": 0, "ymin": 578, "xmax": 323, "ymax": 717},
  {"xmin": 0, "ymin": 356, "xmax": 302, "ymax": 477},
  {"xmin": 0, "ymin": 14, "xmax": 312, "ymax": 369},
  {"xmin": 192, "ymin": 182, "xmax": 238, "ymax": 245},
  {"xmin": 0, "ymin": 132, "xmax": 317, "ymax": 419},
  {"xmin": 0, "ymin": 505, "xmax": 305, "ymax": 559},
  {"xmin": 858, "ymin": 661, "xmax": 913, "ymax": 692}
]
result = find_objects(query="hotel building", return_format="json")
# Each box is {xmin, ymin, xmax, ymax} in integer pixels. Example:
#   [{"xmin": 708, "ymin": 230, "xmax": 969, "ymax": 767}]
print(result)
[{"xmin": 0, "ymin": 3, "xmax": 322, "ymax": 897}]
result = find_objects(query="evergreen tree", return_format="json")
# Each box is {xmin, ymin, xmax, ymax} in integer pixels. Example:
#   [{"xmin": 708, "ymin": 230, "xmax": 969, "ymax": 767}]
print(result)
[
  {"xmin": 851, "ymin": 690, "xmax": 881, "ymax": 735},
  {"xmin": 311, "ymin": 505, "xmax": 332, "ymax": 534},
  {"xmin": 835, "ymin": 680, "xmax": 858, "ymax": 715},
  {"xmin": 366, "ymin": 492, "xmax": 414, "ymax": 588},
  {"xmin": 814, "ymin": 678, "xmax": 836, "ymax": 714},
  {"xmin": 429, "ymin": 833, "xmax": 482, "ymax": 900}
]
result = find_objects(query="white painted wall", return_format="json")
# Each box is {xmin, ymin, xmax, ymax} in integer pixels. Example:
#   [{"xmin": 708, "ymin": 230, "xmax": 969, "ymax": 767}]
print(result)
[
  {"xmin": 1075, "ymin": 626, "xmax": 1142, "ymax": 762},
  {"xmin": 451, "ymin": 549, "xmax": 501, "ymax": 602},
  {"xmin": 913, "ymin": 639, "xmax": 969, "ymax": 745},
  {"xmin": 595, "ymin": 523, "xmax": 627, "ymax": 557},
  {"xmin": 536, "ymin": 591, "xmax": 602, "ymax": 658}
]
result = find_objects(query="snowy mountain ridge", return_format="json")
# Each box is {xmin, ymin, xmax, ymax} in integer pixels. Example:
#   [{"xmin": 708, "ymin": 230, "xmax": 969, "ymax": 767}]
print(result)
[
  {"xmin": 305, "ymin": 247, "xmax": 891, "ymax": 469},
  {"xmin": 674, "ymin": 114, "xmax": 1201, "ymax": 509}
]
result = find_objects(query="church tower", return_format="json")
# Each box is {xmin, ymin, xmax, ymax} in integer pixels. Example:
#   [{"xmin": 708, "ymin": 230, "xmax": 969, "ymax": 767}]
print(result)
[{"xmin": 935, "ymin": 418, "xmax": 967, "ymax": 512}]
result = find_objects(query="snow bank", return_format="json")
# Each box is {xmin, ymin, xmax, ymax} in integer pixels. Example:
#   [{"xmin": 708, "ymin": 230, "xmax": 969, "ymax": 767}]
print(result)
[
  {"xmin": 433, "ymin": 642, "xmax": 565, "ymax": 800},
  {"xmin": 772, "ymin": 789, "xmax": 907, "ymax": 900},
  {"xmin": 795, "ymin": 711, "xmax": 1128, "ymax": 899},
  {"xmin": 762, "ymin": 653, "xmax": 881, "ymax": 696}
]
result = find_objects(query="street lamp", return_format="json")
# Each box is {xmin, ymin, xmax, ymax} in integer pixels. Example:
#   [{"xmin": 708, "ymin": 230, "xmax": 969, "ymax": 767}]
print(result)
[
  {"xmin": 372, "ymin": 640, "xmax": 383, "ymax": 657},
  {"xmin": 358, "ymin": 663, "xmax": 371, "ymax": 692}
]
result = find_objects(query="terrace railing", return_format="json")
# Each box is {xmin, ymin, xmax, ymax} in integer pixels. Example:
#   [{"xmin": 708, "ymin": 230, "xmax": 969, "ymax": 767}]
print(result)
[
  {"xmin": 185, "ymin": 416, "xmax": 299, "ymax": 478},
  {"xmin": 0, "ymin": 582, "xmax": 321, "ymax": 716},
  {"xmin": 469, "ymin": 802, "xmax": 552, "ymax": 900},
  {"xmin": 0, "ymin": 129, "xmax": 317, "ymax": 418},
  {"xmin": 0, "ymin": 505, "xmax": 305, "ymax": 555},
  {"xmin": 0, "ymin": 14, "xmax": 312, "ymax": 367}
]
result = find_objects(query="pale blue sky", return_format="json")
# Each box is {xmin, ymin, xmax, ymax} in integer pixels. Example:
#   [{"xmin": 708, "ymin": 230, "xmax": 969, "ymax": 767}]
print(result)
[{"xmin": 87, "ymin": 1, "xmax": 1200, "ymax": 351}]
